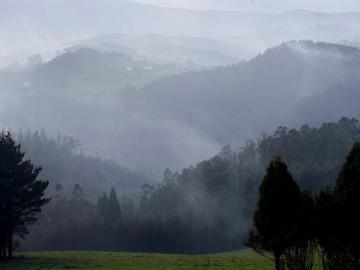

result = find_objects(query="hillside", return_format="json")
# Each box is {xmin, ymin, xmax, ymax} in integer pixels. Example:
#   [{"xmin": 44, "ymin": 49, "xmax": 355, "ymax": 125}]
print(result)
[
  {"xmin": 0, "ymin": 48, "xmax": 193, "ymax": 95},
  {"xmin": 136, "ymin": 41, "xmax": 360, "ymax": 145},
  {"xmin": 14, "ymin": 130, "xmax": 148, "ymax": 197},
  {"xmin": 2, "ymin": 41, "xmax": 360, "ymax": 172},
  {"xmin": 114, "ymin": 41, "xmax": 360, "ymax": 169}
]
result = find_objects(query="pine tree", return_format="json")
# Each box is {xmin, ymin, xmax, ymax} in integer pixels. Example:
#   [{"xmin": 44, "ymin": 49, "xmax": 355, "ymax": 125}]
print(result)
[
  {"xmin": 97, "ymin": 192, "xmax": 108, "ymax": 225},
  {"xmin": 0, "ymin": 132, "xmax": 50, "ymax": 259},
  {"xmin": 316, "ymin": 189, "xmax": 349, "ymax": 270},
  {"xmin": 335, "ymin": 142, "xmax": 360, "ymax": 270},
  {"xmin": 104, "ymin": 187, "xmax": 121, "ymax": 227},
  {"xmin": 247, "ymin": 156, "xmax": 304, "ymax": 270}
]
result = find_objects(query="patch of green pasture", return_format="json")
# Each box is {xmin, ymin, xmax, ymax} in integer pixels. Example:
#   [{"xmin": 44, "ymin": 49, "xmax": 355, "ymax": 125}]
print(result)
[{"xmin": 0, "ymin": 249, "xmax": 321, "ymax": 270}]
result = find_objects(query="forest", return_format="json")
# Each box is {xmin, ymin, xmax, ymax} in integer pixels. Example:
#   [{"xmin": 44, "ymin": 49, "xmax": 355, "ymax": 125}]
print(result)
[
  {"xmin": 8, "ymin": 117, "xmax": 359, "ymax": 256},
  {"xmin": 2, "ymin": 117, "xmax": 360, "ymax": 270}
]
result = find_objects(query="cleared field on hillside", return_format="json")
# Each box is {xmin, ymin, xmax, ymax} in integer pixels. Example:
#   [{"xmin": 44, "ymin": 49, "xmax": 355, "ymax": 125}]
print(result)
[{"xmin": 0, "ymin": 249, "xmax": 322, "ymax": 270}]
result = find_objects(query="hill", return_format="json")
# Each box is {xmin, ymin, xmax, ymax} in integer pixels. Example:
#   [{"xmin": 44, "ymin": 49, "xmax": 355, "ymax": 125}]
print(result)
[
  {"xmin": 2, "ymin": 40, "xmax": 360, "ymax": 172},
  {"xmin": 0, "ymin": 48, "xmax": 194, "ymax": 95},
  {"xmin": 113, "ymin": 41, "xmax": 360, "ymax": 169},
  {"xmin": 139, "ymin": 40, "xmax": 360, "ymax": 135},
  {"xmin": 14, "ymin": 130, "xmax": 148, "ymax": 198}
]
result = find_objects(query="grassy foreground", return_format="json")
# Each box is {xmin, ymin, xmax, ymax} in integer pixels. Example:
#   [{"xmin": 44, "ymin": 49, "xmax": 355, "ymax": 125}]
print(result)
[{"xmin": 0, "ymin": 249, "xmax": 321, "ymax": 270}]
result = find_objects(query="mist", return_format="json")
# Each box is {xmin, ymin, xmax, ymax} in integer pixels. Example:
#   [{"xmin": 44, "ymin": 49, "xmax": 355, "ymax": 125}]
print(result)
[
  {"xmin": 1, "ymin": 0, "xmax": 360, "ymax": 258},
  {"xmin": 135, "ymin": 0, "xmax": 360, "ymax": 13},
  {"xmin": 1, "ymin": 0, "xmax": 360, "ymax": 173}
]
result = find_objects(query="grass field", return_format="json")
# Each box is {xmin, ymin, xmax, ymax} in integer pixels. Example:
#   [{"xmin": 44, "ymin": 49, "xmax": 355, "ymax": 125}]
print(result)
[{"xmin": 0, "ymin": 249, "xmax": 322, "ymax": 270}]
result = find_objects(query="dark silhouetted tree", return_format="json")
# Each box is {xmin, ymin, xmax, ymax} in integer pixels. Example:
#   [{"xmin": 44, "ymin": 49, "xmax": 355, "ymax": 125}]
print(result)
[
  {"xmin": 97, "ymin": 192, "xmax": 108, "ymax": 225},
  {"xmin": 247, "ymin": 156, "xmax": 304, "ymax": 270},
  {"xmin": 334, "ymin": 142, "xmax": 360, "ymax": 270},
  {"xmin": 283, "ymin": 190, "xmax": 316, "ymax": 270},
  {"xmin": 0, "ymin": 132, "xmax": 49, "ymax": 260},
  {"xmin": 104, "ymin": 187, "xmax": 121, "ymax": 227},
  {"xmin": 316, "ymin": 189, "xmax": 350, "ymax": 270}
]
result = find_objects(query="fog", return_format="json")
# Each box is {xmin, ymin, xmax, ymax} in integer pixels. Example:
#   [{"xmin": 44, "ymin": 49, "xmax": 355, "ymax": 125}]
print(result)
[
  {"xmin": 136, "ymin": 0, "xmax": 360, "ymax": 13},
  {"xmin": 2, "ymin": 0, "xmax": 360, "ymax": 255},
  {"xmin": 1, "ymin": 0, "xmax": 360, "ymax": 176},
  {"xmin": 1, "ymin": 0, "xmax": 360, "ymax": 67}
]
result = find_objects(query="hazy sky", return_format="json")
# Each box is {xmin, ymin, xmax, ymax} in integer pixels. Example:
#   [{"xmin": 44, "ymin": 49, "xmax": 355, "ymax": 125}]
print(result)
[{"xmin": 135, "ymin": 0, "xmax": 360, "ymax": 13}]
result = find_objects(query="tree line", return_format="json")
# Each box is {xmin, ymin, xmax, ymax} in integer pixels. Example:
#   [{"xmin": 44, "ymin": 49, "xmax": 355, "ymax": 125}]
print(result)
[
  {"xmin": 21, "ymin": 182, "xmax": 238, "ymax": 253},
  {"xmin": 3, "ymin": 117, "xmax": 360, "ymax": 256},
  {"xmin": 248, "ymin": 142, "xmax": 360, "ymax": 270},
  {"xmin": 17, "ymin": 117, "xmax": 360, "ymax": 254}
]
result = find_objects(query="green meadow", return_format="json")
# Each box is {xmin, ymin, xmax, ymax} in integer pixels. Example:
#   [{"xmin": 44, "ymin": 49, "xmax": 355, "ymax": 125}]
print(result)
[{"xmin": 0, "ymin": 249, "xmax": 321, "ymax": 270}]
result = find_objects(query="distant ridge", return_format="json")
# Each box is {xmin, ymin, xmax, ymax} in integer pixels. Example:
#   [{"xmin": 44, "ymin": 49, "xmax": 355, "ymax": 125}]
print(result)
[{"xmin": 1, "ymin": 0, "xmax": 360, "ymax": 67}]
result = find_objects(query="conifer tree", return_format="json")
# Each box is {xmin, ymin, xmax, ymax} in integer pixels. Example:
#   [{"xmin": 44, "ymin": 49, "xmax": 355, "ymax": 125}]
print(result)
[
  {"xmin": 104, "ymin": 187, "xmax": 121, "ymax": 227},
  {"xmin": 0, "ymin": 132, "xmax": 49, "ymax": 259},
  {"xmin": 335, "ymin": 142, "xmax": 360, "ymax": 270},
  {"xmin": 247, "ymin": 156, "xmax": 304, "ymax": 270},
  {"xmin": 316, "ymin": 189, "xmax": 349, "ymax": 270},
  {"xmin": 97, "ymin": 192, "xmax": 108, "ymax": 225}
]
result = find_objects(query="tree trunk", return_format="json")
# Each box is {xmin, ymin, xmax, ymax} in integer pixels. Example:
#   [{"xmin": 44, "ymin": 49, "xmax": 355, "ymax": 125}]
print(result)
[
  {"xmin": 7, "ymin": 233, "xmax": 12, "ymax": 259},
  {"xmin": 353, "ymin": 249, "xmax": 360, "ymax": 270},
  {"xmin": 3, "ymin": 242, "xmax": 6, "ymax": 260},
  {"xmin": 275, "ymin": 252, "xmax": 282, "ymax": 270},
  {"xmin": 0, "ymin": 235, "xmax": 5, "ymax": 260}
]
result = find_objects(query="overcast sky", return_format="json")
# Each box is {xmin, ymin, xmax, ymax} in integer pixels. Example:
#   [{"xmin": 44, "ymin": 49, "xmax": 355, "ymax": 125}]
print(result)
[{"xmin": 135, "ymin": 0, "xmax": 360, "ymax": 13}]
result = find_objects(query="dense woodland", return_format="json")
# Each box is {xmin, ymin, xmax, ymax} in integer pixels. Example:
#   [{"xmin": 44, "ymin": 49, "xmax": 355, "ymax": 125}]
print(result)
[
  {"xmin": 248, "ymin": 141, "xmax": 360, "ymax": 270},
  {"xmin": 15, "ymin": 117, "xmax": 360, "ymax": 254}
]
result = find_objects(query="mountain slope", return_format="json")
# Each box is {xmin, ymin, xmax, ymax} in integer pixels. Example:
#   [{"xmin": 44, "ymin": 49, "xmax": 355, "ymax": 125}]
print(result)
[
  {"xmin": 2, "ymin": 40, "xmax": 360, "ymax": 172},
  {"xmin": 133, "ymin": 41, "xmax": 360, "ymax": 146}
]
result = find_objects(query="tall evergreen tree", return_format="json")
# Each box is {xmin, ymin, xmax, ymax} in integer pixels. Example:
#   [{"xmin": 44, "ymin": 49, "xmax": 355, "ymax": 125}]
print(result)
[
  {"xmin": 0, "ymin": 132, "xmax": 49, "ymax": 259},
  {"xmin": 247, "ymin": 156, "xmax": 304, "ymax": 270},
  {"xmin": 97, "ymin": 192, "xmax": 108, "ymax": 225},
  {"xmin": 283, "ymin": 190, "xmax": 316, "ymax": 270},
  {"xmin": 335, "ymin": 142, "xmax": 360, "ymax": 270},
  {"xmin": 104, "ymin": 187, "xmax": 121, "ymax": 227},
  {"xmin": 316, "ymin": 189, "xmax": 350, "ymax": 270}
]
